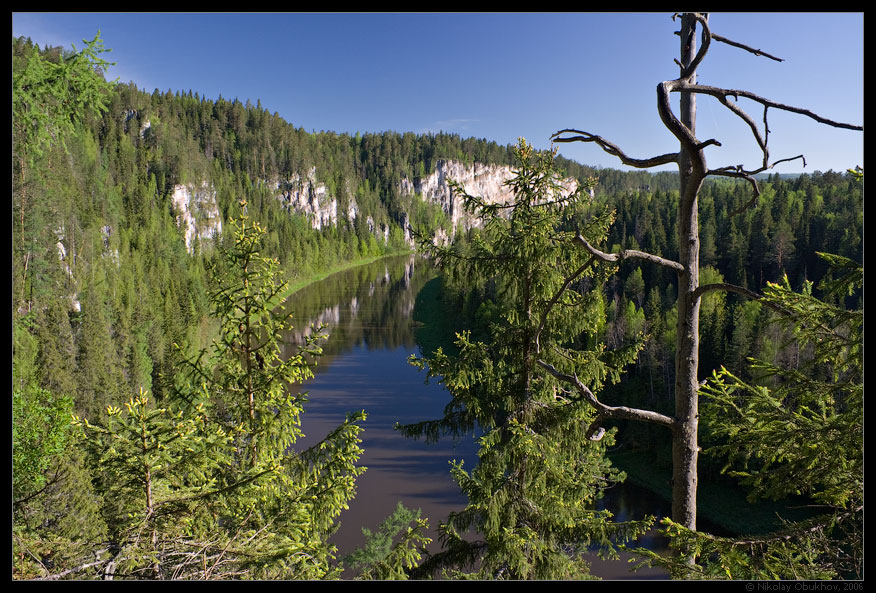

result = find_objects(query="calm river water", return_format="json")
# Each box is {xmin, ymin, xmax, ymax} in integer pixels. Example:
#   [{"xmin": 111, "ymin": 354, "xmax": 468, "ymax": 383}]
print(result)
[{"xmin": 285, "ymin": 255, "xmax": 671, "ymax": 579}]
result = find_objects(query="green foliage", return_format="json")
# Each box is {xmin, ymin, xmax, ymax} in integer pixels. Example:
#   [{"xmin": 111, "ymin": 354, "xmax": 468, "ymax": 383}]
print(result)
[
  {"xmin": 635, "ymin": 253, "xmax": 863, "ymax": 579},
  {"xmin": 11, "ymin": 29, "xmax": 865, "ymax": 581},
  {"xmin": 12, "ymin": 386, "xmax": 73, "ymax": 505},
  {"xmin": 13, "ymin": 32, "xmax": 115, "ymax": 164},
  {"xmin": 399, "ymin": 140, "xmax": 651, "ymax": 579},
  {"xmin": 74, "ymin": 279, "xmax": 129, "ymax": 417},
  {"xmin": 704, "ymin": 254, "xmax": 861, "ymax": 506},
  {"xmin": 172, "ymin": 212, "xmax": 368, "ymax": 579},
  {"xmin": 12, "ymin": 446, "xmax": 107, "ymax": 580},
  {"xmin": 12, "ymin": 313, "xmax": 92, "ymax": 573},
  {"xmin": 72, "ymin": 391, "xmax": 234, "ymax": 578},
  {"xmin": 13, "ymin": 29, "xmax": 862, "ymax": 432},
  {"xmin": 13, "ymin": 33, "xmax": 115, "ymax": 313},
  {"xmin": 17, "ymin": 212, "xmax": 368, "ymax": 580},
  {"xmin": 343, "ymin": 502, "xmax": 432, "ymax": 580}
]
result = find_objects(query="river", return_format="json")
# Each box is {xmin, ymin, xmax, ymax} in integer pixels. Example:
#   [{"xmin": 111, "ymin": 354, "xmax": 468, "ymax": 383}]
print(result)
[{"xmin": 285, "ymin": 255, "xmax": 672, "ymax": 579}]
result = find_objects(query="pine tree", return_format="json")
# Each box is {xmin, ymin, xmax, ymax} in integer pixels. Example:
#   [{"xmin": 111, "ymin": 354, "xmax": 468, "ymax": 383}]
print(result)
[
  {"xmin": 342, "ymin": 502, "xmax": 432, "ymax": 580},
  {"xmin": 32, "ymin": 211, "xmax": 369, "ymax": 580},
  {"xmin": 72, "ymin": 391, "xmax": 234, "ymax": 579},
  {"xmin": 75, "ymin": 276, "xmax": 128, "ymax": 417},
  {"xmin": 13, "ymin": 32, "xmax": 115, "ymax": 313}
]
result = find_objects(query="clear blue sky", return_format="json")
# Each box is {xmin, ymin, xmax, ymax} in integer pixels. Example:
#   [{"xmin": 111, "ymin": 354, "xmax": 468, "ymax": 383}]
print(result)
[{"xmin": 13, "ymin": 12, "xmax": 863, "ymax": 174}]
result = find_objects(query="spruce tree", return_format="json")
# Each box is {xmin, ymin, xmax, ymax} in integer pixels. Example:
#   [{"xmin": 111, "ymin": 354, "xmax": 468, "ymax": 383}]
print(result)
[
  {"xmin": 32, "ymin": 211, "xmax": 369, "ymax": 580},
  {"xmin": 342, "ymin": 502, "xmax": 432, "ymax": 580},
  {"xmin": 399, "ymin": 140, "xmax": 650, "ymax": 579},
  {"xmin": 173, "ymin": 209, "xmax": 368, "ymax": 579},
  {"xmin": 72, "ymin": 391, "xmax": 233, "ymax": 579}
]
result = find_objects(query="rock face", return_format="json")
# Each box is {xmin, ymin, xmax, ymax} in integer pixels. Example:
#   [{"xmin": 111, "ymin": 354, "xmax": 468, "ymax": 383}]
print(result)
[
  {"xmin": 272, "ymin": 160, "xmax": 580, "ymax": 244},
  {"xmin": 399, "ymin": 160, "xmax": 515, "ymax": 233},
  {"xmin": 171, "ymin": 183, "xmax": 223, "ymax": 252},
  {"xmin": 365, "ymin": 216, "xmax": 391, "ymax": 244},
  {"xmin": 399, "ymin": 159, "xmax": 580, "ymax": 237},
  {"xmin": 274, "ymin": 167, "xmax": 357, "ymax": 231}
]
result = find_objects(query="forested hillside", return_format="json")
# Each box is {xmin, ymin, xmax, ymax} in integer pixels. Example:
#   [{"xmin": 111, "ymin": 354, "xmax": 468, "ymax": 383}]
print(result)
[
  {"xmin": 12, "ymin": 34, "xmax": 706, "ymax": 412},
  {"xmin": 12, "ymin": 35, "xmax": 503, "ymax": 409},
  {"xmin": 572, "ymin": 171, "xmax": 863, "ymax": 475},
  {"xmin": 13, "ymin": 32, "xmax": 862, "ymax": 580}
]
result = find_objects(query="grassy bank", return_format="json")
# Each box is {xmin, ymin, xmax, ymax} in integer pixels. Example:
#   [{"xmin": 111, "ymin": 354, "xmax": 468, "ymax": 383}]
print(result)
[
  {"xmin": 281, "ymin": 250, "xmax": 414, "ymax": 299},
  {"xmin": 608, "ymin": 449, "xmax": 820, "ymax": 536}
]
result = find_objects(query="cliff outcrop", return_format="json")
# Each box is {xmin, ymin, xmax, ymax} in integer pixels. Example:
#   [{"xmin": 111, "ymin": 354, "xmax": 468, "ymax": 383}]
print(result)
[
  {"xmin": 171, "ymin": 182, "xmax": 223, "ymax": 252},
  {"xmin": 274, "ymin": 167, "xmax": 357, "ymax": 231},
  {"xmin": 169, "ymin": 160, "xmax": 581, "ymax": 254},
  {"xmin": 399, "ymin": 159, "xmax": 581, "ymax": 237}
]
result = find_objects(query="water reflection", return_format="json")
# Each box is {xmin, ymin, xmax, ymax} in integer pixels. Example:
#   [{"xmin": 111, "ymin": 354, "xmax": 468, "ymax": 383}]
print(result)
[
  {"xmin": 285, "ymin": 256, "xmax": 479, "ymax": 562},
  {"xmin": 284, "ymin": 255, "xmax": 670, "ymax": 579},
  {"xmin": 282, "ymin": 255, "xmax": 423, "ymax": 362}
]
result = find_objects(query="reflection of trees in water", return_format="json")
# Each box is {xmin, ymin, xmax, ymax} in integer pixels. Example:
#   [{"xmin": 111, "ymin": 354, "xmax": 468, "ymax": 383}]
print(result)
[{"xmin": 281, "ymin": 255, "xmax": 436, "ymax": 367}]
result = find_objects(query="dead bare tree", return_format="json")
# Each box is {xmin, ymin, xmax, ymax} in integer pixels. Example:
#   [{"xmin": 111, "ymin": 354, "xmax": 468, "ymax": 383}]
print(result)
[{"xmin": 537, "ymin": 13, "xmax": 862, "ymax": 533}]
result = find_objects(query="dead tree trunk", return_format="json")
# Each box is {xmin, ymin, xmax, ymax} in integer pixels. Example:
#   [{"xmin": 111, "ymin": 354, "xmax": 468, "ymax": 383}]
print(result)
[
  {"xmin": 672, "ymin": 11, "xmax": 704, "ymax": 532},
  {"xmin": 539, "ymin": 12, "xmax": 862, "ymax": 535}
]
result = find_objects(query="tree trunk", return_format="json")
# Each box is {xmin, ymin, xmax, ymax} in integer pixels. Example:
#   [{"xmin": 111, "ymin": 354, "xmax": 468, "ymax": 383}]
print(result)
[{"xmin": 671, "ymin": 12, "xmax": 704, "ymax": 531}]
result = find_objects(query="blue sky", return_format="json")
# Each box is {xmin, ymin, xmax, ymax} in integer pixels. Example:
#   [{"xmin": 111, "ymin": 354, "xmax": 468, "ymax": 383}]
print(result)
[{"xmin": 13, "ymin": 12, "xmax": 863, "ymax": 174}]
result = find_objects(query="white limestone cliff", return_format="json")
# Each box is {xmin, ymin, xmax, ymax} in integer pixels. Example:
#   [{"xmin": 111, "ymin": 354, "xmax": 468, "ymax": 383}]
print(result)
[
  {"xmin": 274, "ymin": 167, "xmax": 357, "ymax": 231},
  {"xmin": 272, "ymin": 160, "xmax": 580, "ymax": 245},
  {"xmin": 171, "ymin": 182, "xmax": 223, "ymax": 253},
  {"xmin": 399, "ymin": 159, "xmax": 580, "ymax": 239}
]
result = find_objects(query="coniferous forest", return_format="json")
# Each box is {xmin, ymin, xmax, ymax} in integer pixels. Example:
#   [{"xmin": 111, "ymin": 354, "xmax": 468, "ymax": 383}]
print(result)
[{"xmin": 12, "ymin": 28, "xmax": 862, "ymax": 580}]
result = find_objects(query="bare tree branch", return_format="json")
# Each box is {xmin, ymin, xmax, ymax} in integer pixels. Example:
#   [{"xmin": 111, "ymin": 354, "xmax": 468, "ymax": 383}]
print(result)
[
  {"xmin": 771, "ymin": 154, "xmax": 807, "ymax": 169},
  {"xmin": 694, "ymin": 282, "xmax": 764, "ymax": 303},
  {"xmin": 574, "ymin": 234, "xmax": 684, "ymax": 272},
  {"xmin": 538, "ymin": 360, "xmax": 677, "ymax": 429},
  {"xmin": 679, "ymin": 13, "xmax": 712, "ymax": 81},
  {"xmin": 678, "ymin": 83, "xmax": 863, "ymax": 132},
  {"xmin": 709, "ymin": 155, "xmax": 807, "ymax": 217},
  {"xmin": 710, "ymin": 32, "xmax": 784, "ymax": 62},
  {"xmin": 665, "ymin": 77, "xmax": 859, "ymax": 210},
  {"xmin": 657, "ymin": 80, "xmax": 703, "ymax": 157},
  {"xmin": 13, "ymin": 466, "xmax": 68, "ymax": 507},
  {"xmin": 697, "ymin": 138, "xmax": 722, "ymax": 151},
  {"xmin": 694, "ymin": 282, "xmax": 848, "ymax": 341},
  {"xmin": 694, "ymin": 282, "xmax": 801, "ymax": 322},
  {"xmin": 34, "ymin": 558, "xmax": 111, "ymax": 581},
  {"xmin": 551, "ymin": 129, "xmax": 678, "ymax": 169},
  {"xmin": 674, "ymin": 11, "xmax": 784, "ymax": 62}
]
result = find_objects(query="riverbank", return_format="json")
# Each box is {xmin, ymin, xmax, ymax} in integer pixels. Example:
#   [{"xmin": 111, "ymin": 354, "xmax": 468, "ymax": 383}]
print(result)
[{"xmin": 282, "ymin": 250, "xmax": 414, "ymax": 299}]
